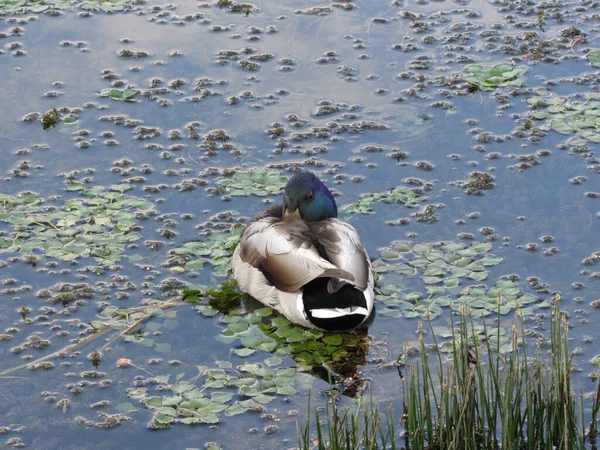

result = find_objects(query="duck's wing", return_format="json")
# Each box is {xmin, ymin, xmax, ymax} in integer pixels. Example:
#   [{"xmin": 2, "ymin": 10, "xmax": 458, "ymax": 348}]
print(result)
[
  {"xmin": 308, "ymin": 218, "xmax": 371, "ymax": 292},
  {"xmin": 238, "ymin": 217, "xmax": 355, "ymax": 293}
]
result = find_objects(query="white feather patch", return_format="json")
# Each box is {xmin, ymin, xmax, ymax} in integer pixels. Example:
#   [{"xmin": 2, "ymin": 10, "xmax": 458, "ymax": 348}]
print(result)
[{"xmin": 309, "ymin": 307, "xmax": 369, "ymax": 319}]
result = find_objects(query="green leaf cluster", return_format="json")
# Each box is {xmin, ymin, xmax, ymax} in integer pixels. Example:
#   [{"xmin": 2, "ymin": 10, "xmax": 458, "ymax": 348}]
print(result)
[
  {"xmin": 100, "ymin": 88, "xmax": 139, "ymax": 102},
  {"xmin": 211, "ymin": 306, "xmax": 369, "ymax": 373},
  {"xmin": 372, "ymin": 241, "xmax": 537, "ymax": 320},
  {"xmin": 120, "ymin": 316, "xmax": 176, "ymax": 355},
  {"xmin": 0, "ymin": 186, "xmax": 152, "ymax": 264},
  {"xmin": 586, "ymin": 49, "xmax": 600, "ymax": 68},
  {"xmin": 464, "ymin": 64, "xmax": 527, "ymax": 91},
  {"xmin": 90, "ymin": 299, "xmax": 180, "ymax": 355},
  {"xmin": 183, "ymin": 280, "xmax": 243, "ymax": 313},
  {"xmin": 215, "ymin": 169, "xmax": 286, "ymax": 197},
  {"xmin": 129, "ymin": 357, "xmax": 309, "ymax": 428},
  {"xmin": 169, "ymin": 226, "xmax": 243, "ymax": 275},
  {"xmin": 340, "ymin": 186, "xmax": 426, "ymax": 214},
  {"xmin": 527, "ymin": 91, "xmax": 600, "ymax": 144},
  {"xmin": 0, "ymin": 0, "xmax": 133, "ymax": 13}
]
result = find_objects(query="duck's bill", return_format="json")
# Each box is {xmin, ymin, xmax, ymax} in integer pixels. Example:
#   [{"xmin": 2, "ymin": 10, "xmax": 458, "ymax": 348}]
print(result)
[
  {"xmin": 309, "ymin": 306, "xmax": 369, "ymax": 319},
  {"xmin": 283, "ymin": 208, "xmax": 301, "ymax": 218}
]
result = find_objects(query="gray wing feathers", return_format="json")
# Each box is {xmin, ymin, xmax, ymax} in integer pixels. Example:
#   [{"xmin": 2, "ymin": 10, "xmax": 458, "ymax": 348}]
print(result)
[
  {"xmin": 239, "ymin": 217, "xmax": 354, "ymax": 293},
  {"xmin": 308, "ymin": 219, "xmax": 371, "ymax": 291}
]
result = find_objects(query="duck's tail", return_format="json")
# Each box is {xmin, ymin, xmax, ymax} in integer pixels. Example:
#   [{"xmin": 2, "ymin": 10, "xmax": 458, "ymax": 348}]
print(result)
[{"xmin": 303, "ymin": 278, "xmax": 372, "ymax": 331}]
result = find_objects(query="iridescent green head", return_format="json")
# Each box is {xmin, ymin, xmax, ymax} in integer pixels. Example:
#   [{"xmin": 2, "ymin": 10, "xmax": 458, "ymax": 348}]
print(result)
[{"xmin": 283, "ymin": 173, "xmax": 337, "ymax": 222}]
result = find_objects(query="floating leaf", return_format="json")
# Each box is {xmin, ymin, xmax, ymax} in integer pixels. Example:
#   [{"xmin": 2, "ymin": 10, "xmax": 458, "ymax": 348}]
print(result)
[
  {"xmin": 225, "ymin": 402, "xmax": 248, "ymax": 416},
  {"xmin": 464, "ymin": 64, "xmax": 527, "ymax": 91},
  {"xmin": 0, "ymin": 189, "xmax": 151, "ymax": 265},
  {"xmin": 528, "ymin": 92, "xmax": 600, "ymax": 144},
  {"xmin": 169, "ymin": 227, "xmax": 243, "ymax": 275},
  {"xmin": 215, "ymin": 169, "xmax": 286, "ymax": 197},
  {"xmin": 587, "ymin": 49, "xmax": 600, "ymax": 68},
  {"xmin": 233, "ymin": 348, "xmax": 256, "ymax": 357},
  {"xmin": 155, "ymin": 343, "xmax": 172, "ymax": 353},
  {"xmin": 100, "ymin": 88, "xmax": 139, "ymax": 102},
  {"xmin": 341, "ymin": 186, "xmax": 426, "ymax": 214},
  {"xmin": 375, "ymin": 240, "xmax": 542, "ymax": 319}
]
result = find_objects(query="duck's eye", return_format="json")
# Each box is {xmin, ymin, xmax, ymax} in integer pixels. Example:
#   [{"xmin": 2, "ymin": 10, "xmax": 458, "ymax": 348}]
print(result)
[{"xmin": 306, "ymin": 191, "xmax": 314, "ymax": 201}]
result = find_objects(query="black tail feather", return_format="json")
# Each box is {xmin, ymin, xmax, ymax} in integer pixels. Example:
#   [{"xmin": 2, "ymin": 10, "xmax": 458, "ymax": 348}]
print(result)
[{"xmin": 302, "ymin": 278, "xmax": 368, "ymax": 331}]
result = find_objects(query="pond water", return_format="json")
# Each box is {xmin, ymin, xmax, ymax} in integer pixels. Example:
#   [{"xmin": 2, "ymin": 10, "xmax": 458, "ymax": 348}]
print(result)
[{"xmin": 0, "ymin": 0, "xmax": 599, "ymax": 448}]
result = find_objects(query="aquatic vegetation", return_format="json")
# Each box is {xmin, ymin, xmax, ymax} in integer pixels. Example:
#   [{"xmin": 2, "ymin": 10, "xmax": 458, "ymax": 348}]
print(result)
[
  {"xmin": 0, "ymin": 294, "xmax": 185, "ymax": 377},
  {"xmin": 412, "ymin": 204, "xmax": 438, "ymax": 223},
  {"xmin": 586, "ymin": 49, "xmax": 600, "ymax": 68},
  {"xmin": 229, "ymin": 3, "xmax": 254, "ymax": 15},
  {"xmin": 464, "ymin": 64, "xmax": 527, "ymax": 91},
  {"xmin": 404, "ymin": 296, "xmax": 587, "ymax": 450},
  {"xmin": 340, "ymin": 186, "xmax": 427, "ymax": 214},
  {"xmin": 457, "ymin": 172, "xmax": 495, "ymax": 195},
  {"xmin": 99, "ymin": 88, "xmax": 139, "ymax": 102},
  {"xmin": 0, "ymin": 0, "xmax": 134, "ymax": 13},
  {"xmin": 298, "ymin": 391, "xmax": 397, "ymax": 450},
  {"xmin": 166, "ymin": 226, "xmax": 243, "ymax": 275},
  {"xmin": 528, "ymin": 90, "xmax": 600, "ymax": 144},
  {"xmin": 100, "ymin": 294, "xmax": 326, "ymax": 428},
  {"xmin": 209, "ymin": 305, "xmax": 370, "ymax": 378},
  {"xmin": 2, "ymin": 0, "xmax": 600, "ymax": 445},
  {"xmin": 183, "ymin": 280, "xmax": 243, "ymax": 313},
  {"xmin": 130, "ymin": 358, "xmax": 311, "ymax": 428},
  {"xmin": 302, "ymin": 298, "xmax": 598, "ymax": 450},
  {"xmin": 0, "ymin": 186, "xmax": 152, "ymax": 264},
  {"xmin": 214, "ymin": 168, "xmax": 286, "ymax": 197},
  {"xmin": 41, "ymin": 108, "xmax": 60, "ymax": 130},
  {"xmin": 45, "ymin": 282, "xmax": 94, "ymax": 304},
  {"xmin": 90, "ymin": 299, "xmax": 178, "ymax": 342},
  {"xmin": 373, "ymin": 241, "xmax": 527, "ymax": 320}
]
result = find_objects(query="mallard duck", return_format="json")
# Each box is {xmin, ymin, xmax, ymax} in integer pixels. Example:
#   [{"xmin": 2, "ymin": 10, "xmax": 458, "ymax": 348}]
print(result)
[{"xmin": 232, "ymin": 172, "xmax": 374, "ymax": 331}]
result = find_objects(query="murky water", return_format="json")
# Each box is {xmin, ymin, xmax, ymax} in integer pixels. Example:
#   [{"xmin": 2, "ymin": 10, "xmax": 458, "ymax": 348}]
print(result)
[{"xmin": 1, "ymin": 0, "xmax": 599, "ymax": 448}]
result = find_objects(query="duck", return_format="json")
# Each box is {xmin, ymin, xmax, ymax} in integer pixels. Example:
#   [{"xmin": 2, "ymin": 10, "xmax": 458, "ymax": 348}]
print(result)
[{"xmin": 232, "ymin": 172, "xmax": 374, "ymax": 331}]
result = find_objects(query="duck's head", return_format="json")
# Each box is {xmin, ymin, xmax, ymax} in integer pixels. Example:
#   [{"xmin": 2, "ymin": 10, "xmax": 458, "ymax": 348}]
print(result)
[{"xmin": 283, "ymin": 173, "xmax": 337, "ymax": 222}]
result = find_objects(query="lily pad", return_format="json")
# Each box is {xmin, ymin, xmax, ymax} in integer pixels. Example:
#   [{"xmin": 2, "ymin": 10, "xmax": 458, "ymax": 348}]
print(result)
[
  {"xmin": 372, "ymin": 240, "xmax": 542, "ymax": 320},
  {"xmin": 586, "ymin": 49, "xmax": 600, "ymax": 68},
  {"xmin": 528, "ymin": 92, "xmax": 600, "ymax": 144},
  {"xmin": 129, "ymin": 353, "xmax": 304, "ymax": 428},
  {"xmin": 0, "ymin": 188, "xmax": 152, "ymax": 265},
  {"xmin": 215, "ymin": 169, "xmax": 286, "ymax": 197},
  {"xmin": 168, "ymin": 227, "xmax": 243, "ymax": 275},
  {"xmin": 100, "ymin": 88, "xmax": 139, "ymax": 102},
  {"xmin": 341, "ymin": 186, "xmax": 427, "ymax": 214},
  {"xmin": 464, "ymin": 64, "xmax": 527, "ymax": 91}
]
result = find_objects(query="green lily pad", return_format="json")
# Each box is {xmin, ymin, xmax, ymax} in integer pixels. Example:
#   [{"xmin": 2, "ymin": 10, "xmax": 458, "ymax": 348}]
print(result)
[
  {"xmin": 528, "ymin": 92, "xmax": 600, "ymax": 144},
  {"xmin": 374, "ymin": 240, "xmax": 541, "ymax": 320},
  {"xmin": 341, "ymin": 186, "xmax": 426, "ymax": 214},
  {"xmin": 100, "ymin": 88, "xmax": 139, "ymax": 102},
  {"xmin": 0, "ymin": 188, "xmax": 152, "ymax": 265},
  {"xmin": 587, "ymin": 49, "xmax": 600, "ymax": 68},
  {"xmin": 464, "ymin": 64, "xmax": 527, "ymax": 91},
  {"xmin": 169, "ymin": 227, "xmax": 243, "ymax": 275},
  {"xmin": 215, "ymin": 169, "xmax": 286, "ymax": 197}
]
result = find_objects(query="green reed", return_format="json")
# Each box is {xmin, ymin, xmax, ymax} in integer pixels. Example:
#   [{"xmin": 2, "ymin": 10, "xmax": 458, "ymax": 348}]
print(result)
[
  {"xmin": 406, "ymin": 294, "xmax": 587, "ymax": 450},
  {"xmin": 299, "ymin": 294, "xmax": 599, "ymax": 450}
]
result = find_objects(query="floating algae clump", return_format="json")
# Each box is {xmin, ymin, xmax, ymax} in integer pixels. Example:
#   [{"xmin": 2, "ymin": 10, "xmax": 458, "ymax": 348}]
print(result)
[
  {"xmin": 464, "ymin": 64, "xmax": 527, "ymax": 91},
  {"xmin": 0, "ymin": 185, "xmax": 152, "ymax": 264}
]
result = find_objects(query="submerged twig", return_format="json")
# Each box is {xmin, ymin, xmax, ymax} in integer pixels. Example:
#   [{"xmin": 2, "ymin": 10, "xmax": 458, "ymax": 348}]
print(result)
[
  {"xmin": 0, "ymin": 324, "xmax": 114, "ymax": 377},
  {"xmin": 0, "ymin": 298, "xmax": 186, "ymax": 377}
]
